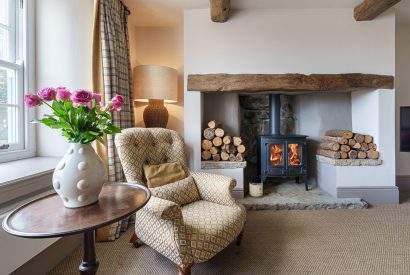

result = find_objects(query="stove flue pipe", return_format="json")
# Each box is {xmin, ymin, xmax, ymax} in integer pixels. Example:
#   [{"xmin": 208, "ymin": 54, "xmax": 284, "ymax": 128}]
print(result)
[{"xmin": 269, "ymin": 94, "xmax": 281, "ymax": 135}]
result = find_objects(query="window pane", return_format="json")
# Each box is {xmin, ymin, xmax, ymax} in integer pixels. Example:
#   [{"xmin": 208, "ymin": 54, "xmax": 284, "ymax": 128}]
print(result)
[
  {"xmin": 0, "ymin": 106, "xmax": 18, "ymax": 145},
  {"xmin": 0, "ymin": 66, "xmax": 17, "ymax": 104},
  {"xmin": 0, "ymin": 0, "xmax": 8, "ymax": 26},
  {"xmin": 0, "ymin": 27, "xmax": 10, "ymax": 61}
]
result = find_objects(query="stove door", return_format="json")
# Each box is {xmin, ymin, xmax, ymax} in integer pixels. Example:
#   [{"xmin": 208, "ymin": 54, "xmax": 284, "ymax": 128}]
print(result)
[
  {"xmin": 286, "ymin": 142, "xmax": 306, "ymax": 175},
  {"xmin": 266, "ymin": 142, "xmax": 286, "ymax": 176}
]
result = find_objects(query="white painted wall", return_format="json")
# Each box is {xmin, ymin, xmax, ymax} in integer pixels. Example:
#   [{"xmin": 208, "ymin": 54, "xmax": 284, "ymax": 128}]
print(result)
[
  {"xmin": 129, "ymin": 26, "xmax": 184, "ymax": 135},
  {"xmin": 36, "ymin": 0, "xmax": 94, "ymax": 157},
  {"xmin": 396, "ymin": 24, "xmax": 410, "ymax": 176},
  {"xmin": 184, "ymin": 8, "xmax": 395, "ymax": 172}
]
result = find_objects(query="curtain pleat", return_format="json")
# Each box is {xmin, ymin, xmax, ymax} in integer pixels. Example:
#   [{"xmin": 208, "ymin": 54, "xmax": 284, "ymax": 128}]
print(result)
[{"xmin": 92, "ymin": 0, "xmax": 135, "ymax": 242}]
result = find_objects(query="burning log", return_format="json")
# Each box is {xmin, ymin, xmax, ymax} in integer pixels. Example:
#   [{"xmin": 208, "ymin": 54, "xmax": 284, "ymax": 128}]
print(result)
[
  {"xmin": 319, "ymin": 142, "xmax": 340, "ymax": 151},
  {"xmin": 317, "ymin": 149, "xmax": 341, "ymax": 159},
  {"xmin": 325, "ymin": 129, "xmax": 353, "ymax": 139}
]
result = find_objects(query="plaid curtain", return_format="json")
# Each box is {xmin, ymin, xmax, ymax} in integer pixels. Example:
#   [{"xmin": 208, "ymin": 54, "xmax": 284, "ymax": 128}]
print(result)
[{"xmin": 92, "ymin": 0, "xmax": 135, "ymax": 241}]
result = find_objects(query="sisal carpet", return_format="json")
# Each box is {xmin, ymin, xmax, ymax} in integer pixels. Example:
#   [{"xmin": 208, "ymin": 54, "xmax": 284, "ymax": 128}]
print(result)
[{"xmin": 49, "ymin": 194, "xmax": 410, "ymax": 275}]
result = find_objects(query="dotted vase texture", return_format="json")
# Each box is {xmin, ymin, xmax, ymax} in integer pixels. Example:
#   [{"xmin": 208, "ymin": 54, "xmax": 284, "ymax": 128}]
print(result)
[{"xmin": 53, "ymin": 143, "xmax": 106, "ymax": 208}]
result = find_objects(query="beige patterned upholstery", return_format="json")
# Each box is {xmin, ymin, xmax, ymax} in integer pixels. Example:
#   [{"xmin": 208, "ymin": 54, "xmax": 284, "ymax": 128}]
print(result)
[
  {"xmin": 115, "ymin": 128, "xmax": 246, "ymax": 269},
  {"xmin": 150, "ymin": 175, "xmax": 201, "ymax": 206}
]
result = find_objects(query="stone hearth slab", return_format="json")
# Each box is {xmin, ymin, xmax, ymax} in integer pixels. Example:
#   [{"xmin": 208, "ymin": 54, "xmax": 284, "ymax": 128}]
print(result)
[
  {"xmin": 201, "ymin": 161, "xmax": 247, "ymax": 169},
  {"xmin": 316, "ymin": 155, "xmax": 382, "ymax": 166},
  {"xmin": 240, "ymin": 182, "xmax": 368, "ymax": 210}
]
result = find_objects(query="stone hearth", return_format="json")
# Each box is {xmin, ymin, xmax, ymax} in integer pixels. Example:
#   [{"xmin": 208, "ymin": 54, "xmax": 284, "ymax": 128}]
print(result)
[{"xmin": 240, "ymin": 182, "xmax": 368, "ymax": 210}]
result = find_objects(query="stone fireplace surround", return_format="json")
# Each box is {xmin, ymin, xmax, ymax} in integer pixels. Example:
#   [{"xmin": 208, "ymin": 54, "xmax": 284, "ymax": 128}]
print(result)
[{"xmin": 185, "ymin": 73, "xmax": 398, "ymax": 204}]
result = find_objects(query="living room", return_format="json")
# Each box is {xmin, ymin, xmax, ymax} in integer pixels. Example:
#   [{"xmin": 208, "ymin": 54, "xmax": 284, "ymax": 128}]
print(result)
[{"xmin": 1, "ymin": 0, "xmax": 410, "ymax": 274}]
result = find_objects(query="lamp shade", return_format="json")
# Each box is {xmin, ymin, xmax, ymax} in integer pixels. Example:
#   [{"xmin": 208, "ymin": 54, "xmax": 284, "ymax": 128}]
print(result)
[{"xmin": 133, "ymin": 65, "xmax": 178, "ymax": 103}]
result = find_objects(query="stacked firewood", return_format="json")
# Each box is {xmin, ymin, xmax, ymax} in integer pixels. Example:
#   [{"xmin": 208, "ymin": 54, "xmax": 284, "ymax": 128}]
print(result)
[
  {"xmin": 317, "ymin": 129, "xmax": 380, "ymax": 160},
  {"xmin": 201, "ymin": 120, "xmax": 246, "ymax": 161}
]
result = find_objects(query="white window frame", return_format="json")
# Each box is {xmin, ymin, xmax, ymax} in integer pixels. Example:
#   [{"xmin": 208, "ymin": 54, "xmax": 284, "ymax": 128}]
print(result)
[{"xmin": 0, "ymin": 0, "xmax": 35, "ymax": 163}]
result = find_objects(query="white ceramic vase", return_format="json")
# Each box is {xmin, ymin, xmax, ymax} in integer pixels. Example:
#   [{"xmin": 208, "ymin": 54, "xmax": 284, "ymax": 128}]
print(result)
[{"xmin": 53, "ymin": 143, "xmax": 106, "ymax": 208}]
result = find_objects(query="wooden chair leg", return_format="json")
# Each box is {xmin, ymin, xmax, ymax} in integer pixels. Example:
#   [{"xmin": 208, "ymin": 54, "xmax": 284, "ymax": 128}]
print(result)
[
  {"xmin": 236, "ymin": 229, "xmax": 244, "ymax": 246},
  {"xmin": 129, "ymin": 232, "xmax": 143, "ymax": 248},
  {"xmin": 177, "ymin": 263, "xmax": 193, "ymax": 275}
]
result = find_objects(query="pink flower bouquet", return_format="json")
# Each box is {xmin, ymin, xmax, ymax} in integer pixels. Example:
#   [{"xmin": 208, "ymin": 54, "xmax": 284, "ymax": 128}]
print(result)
[{"xmin": 25, "ymin": 87, "xmax": 124, "ymax": 144}]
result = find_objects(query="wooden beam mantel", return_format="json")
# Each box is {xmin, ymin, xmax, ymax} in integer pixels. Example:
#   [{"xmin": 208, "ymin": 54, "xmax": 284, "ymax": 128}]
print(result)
[
  {"xmin": 210, "ymin": 0, "xmax": 230, "ymax": 23},
  {"xmin": 354, "ymin": 0, "xmax": 401, "ymax": 21},
  {"xmin": 187, "ymin": 73, "xmax": 394, "ymax": 93}
]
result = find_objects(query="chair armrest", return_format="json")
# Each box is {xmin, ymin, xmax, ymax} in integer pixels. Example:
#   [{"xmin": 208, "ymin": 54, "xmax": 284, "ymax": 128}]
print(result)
[
  {"xmin": 143, "ymin": 196, "xmax": 182, "ymax": 221},
  {"xmin": 191, "ymin": 171, "xmax": 237, "ymax": 207}
]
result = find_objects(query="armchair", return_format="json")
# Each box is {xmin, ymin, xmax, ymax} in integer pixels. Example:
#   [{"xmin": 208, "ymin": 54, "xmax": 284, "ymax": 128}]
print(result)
[{"xmin": 115, "ymin": 128, "xmax": 246, "ymax": 274}]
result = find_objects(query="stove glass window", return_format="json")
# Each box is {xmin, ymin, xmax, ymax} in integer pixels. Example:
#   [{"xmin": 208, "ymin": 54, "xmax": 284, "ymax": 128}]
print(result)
[
  {"xmin": 288, "ymin": 143, "xmax": 302, "ymax": 166},
  {"xmin": 269, "ymin": 144, "xmax": 284, "ymax": 166}
]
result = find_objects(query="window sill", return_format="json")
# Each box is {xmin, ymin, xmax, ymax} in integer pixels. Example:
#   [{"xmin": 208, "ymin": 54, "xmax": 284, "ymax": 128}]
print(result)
[{"xmin": 0, "ymin": 157, "xmax": 60, "ymax": 210}]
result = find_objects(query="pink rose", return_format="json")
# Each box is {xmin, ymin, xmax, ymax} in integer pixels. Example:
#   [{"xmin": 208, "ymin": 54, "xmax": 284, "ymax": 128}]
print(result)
[
  {"xmin": 71, "ymin": 89, "xmax": 93, "ymax": 107},
  {"xmin": 92, "ymin": 93, "xmax": 102, "ymax": 102},
  {"xmin": 109, "ymin": 104, "xmax": 122, "ymax": 112},
  {"xmin": 111, "ymin": 95, "xmax": 124, "ymax": 108},
  {"xmin": 24, "ymin": 94, "xmax": 41, "ymax": 107},
  {"xmin": 56, "ymin": 87, "xmax": 71, "ymax": 101},
  {"xmin": 37, "ymin": 87, "xmax": 56, "ymax": 101}
]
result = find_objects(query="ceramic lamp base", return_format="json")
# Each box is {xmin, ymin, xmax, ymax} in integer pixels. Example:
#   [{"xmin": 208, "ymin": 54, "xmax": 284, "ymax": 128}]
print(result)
[{"xmin": 143, "ymin": 99, "xmax": 168, "ymax": 128}]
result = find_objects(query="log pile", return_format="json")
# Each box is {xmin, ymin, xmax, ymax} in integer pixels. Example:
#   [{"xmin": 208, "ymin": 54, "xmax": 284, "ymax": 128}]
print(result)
[
  {"xmin": 317, "ymin": 129, "xmax": 380, "ymax": 160},
  {"xmin": 201, "ymin": 120, "xmax": 246, "ymax": 161}
]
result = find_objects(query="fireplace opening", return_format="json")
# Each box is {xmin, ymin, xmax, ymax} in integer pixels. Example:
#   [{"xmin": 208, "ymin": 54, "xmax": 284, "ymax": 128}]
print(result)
[{"xmin": 258, "ymin": 95, "xmax": 309, "ymax": 190}]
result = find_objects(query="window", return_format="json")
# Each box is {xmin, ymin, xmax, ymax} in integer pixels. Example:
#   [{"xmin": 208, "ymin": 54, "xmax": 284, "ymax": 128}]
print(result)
[{"xmin": 0, "ymin": 0, "xmax": 34, "ymax": 163}]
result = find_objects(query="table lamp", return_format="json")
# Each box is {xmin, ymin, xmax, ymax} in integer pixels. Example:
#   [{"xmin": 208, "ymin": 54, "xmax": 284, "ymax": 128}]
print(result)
[{"xmin": 133, "ymin": 65, "xmax": 178, "ymax": 128}]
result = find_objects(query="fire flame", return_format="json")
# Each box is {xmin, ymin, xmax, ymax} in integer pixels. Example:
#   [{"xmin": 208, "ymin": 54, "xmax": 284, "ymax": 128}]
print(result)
[
  {"xmin": 288, "ymin": 144, "xmax": 301, "ymax": 166},
  {"xmin": 270, "ymin": 145, "xmax": 283, "ymax": 166}
]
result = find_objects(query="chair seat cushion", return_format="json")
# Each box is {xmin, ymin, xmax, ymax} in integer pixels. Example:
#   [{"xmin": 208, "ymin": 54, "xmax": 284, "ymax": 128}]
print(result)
[
  {"xmin": 180, "ymin": 200, "xmax": 246, "ymax": 263},
  {"xmin": 150, "ymin": 176, "xmax": 201, "ymax": 206}
]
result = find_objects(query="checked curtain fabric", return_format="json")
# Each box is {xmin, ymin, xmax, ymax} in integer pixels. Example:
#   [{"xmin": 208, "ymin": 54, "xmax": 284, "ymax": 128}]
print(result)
[{"xmin": 92, "ymin": 0, "xmax": 134, "ymax": 241}]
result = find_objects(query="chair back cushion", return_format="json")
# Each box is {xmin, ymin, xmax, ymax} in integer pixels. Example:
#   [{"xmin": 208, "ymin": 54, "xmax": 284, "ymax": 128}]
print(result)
[
  {"xmin": 143, "ymin": 162, "xmax": 187, "ymax": 188},
  {"xmin": 115, "ymin": 128, "xmax": 188, "ymax": 186},
  {"xmin": 149, "ymin": 176, "xmax": 201, "ymax": 206}
]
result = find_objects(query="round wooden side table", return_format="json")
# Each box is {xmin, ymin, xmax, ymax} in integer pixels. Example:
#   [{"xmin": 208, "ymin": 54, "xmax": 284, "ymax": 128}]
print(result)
[{"xmin": 2, "ymin": 182, "xmax": 150, "ymax": 275}]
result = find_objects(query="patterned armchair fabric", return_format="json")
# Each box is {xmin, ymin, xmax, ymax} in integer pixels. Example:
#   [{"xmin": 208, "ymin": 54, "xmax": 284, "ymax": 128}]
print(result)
[{"xmin": 115, "ymin": 128, "xmax": 246, "ymax": 269}]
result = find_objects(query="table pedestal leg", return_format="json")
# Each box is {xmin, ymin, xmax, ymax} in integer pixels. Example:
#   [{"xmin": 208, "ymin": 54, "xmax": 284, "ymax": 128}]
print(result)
[{"xmin": 79, "ymin": 230, "xmax": 99, "ymax": 275}]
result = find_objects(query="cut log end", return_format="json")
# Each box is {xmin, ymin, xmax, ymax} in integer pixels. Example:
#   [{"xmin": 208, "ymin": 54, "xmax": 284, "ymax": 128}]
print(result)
[{"xmin": 317, "ymin": 149, "xmax": 341, "ymax": 159}]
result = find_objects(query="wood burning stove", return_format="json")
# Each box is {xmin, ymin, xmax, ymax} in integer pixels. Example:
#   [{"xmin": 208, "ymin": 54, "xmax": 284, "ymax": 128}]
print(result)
[{"xmin": 257, "ymin": 95, "xmax": 309, "ymax": 190}]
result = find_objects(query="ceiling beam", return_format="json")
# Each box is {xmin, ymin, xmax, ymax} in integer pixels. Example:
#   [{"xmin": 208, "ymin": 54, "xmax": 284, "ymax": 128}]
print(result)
[
  {"xmin": 187, "ymin": 73, "xmax": 394, "ymax": 93},
  {"xmin": 210, "ymin": 0, "xmax": 230, "ymax": 23},
  {"xmin": 354, "ymin": 0, "xmax": 401, "ymax": 21}
]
